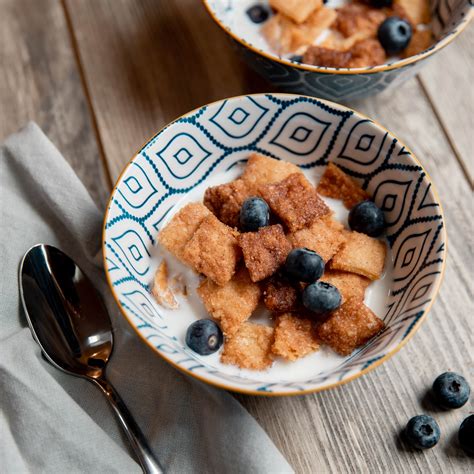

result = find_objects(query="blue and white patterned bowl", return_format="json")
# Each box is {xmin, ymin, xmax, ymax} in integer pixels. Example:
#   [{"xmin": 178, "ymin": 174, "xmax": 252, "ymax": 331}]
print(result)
[
  {"xmin": 103, "ymin": 93, "xmax": 446, "ymax": 395},
  {"xmin": 203, "ymin": 0, "xmax": 472, "ymax": 101}
]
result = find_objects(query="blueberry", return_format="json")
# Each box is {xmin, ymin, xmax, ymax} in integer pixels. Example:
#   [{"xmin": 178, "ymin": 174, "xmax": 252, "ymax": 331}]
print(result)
[
  {"xmin": 240, "ymin": 197, "xmax": 270, "ymax": 232},
  {"xmin": 289, "ymin": 55, "xmax": 303, "ymax": 63},
  {"xmin": 246, "ymin": 5, "xmax": 271, "ymax": 24},
  {"xmin": 459, "ymin": 415, "xmax": 474, "ymax": 456},
  {"xmin": 432, "ymin": 372, "xmax": 471, "ymax": 409},
  {"xmin": 302, "ymin": 281, "xmax": 341, "ymax": 314},
  {"xmin": 405, "ymin": 415, "xmax": 440, "ymax": 450},
  {"xmin": 348, "ymin": 200, "xmax": 386, "ymax": 237},
  {"xmin": 369, "ymin": 0, "xmax": 393, "ymax": 7},
  {"xmin": 378, "ymin": 17, "xmax": 412, "ymax": 55},
  {"xmin": 284, "ymin": 248, "xmax": 324, "ymax": 283},
  {"xmin": 185, "ymin": 319, "xmax": 223, "ymax": 356}
]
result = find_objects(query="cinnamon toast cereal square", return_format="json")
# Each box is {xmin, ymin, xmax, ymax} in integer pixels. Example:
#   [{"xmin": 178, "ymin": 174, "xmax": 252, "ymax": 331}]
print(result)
[
  {"xmin": 204, "ymin": 179, "xmax": 251, "ymax": 228},
  {"xmin": 262, "ymin": 273, "xmax": 301, "ymax": 313},
  {"xmin": 269, "ymin": 0, "xmax": 322, "ymax": 24},
  {"xmin": 262, "ymin": 8, "xmax": 337, "ymax": 55},
  {"xmin": 181, "ymin": 215, "xmax": 240, "ymax": 286},
  {"xmin": 304, "ymin": 38, "xmax": 386, "ymax": 68},
  {"xmin": 151, "ymin": 261, "xmax": 178, "ymax": 309},
  {"xmin": 321, "ymin": 29, "xmax": 371, "ymax": 51},
  {"xmin": 239, "ymin": 225, "xmax": 292, "ymax": 282},
  {"xmin": 291, "ymin": 7, "xmax": 337, "ymax": 50},
  {"xmin": 288, "ymin": 216, "xmax": 346, "ymax": 262},
  {"xmin": 221, "ymin": 322, "xmax": 274, "ymax": 370},
  {"xmin": 330, "ymin": 231, "xmax": 386, "ymax": 280},
  {"xmin": 320, "ymin": 270, "xmax": 371, "ymax": 302},
  {"xmin": 197, "ymin": 268, "xmax": 261, "ymax": 336},
  {"xmin": 158, "ymin": 203, "xmax": 211, "ymax": 262},
  {"xmin": 241, "ymin": 153, "xmax": 302, "ymax": 194},
  {"xmin": 260, "ymin": 173, "xmax": 331, "ymax": 232},
  {"xmin": 317, "ymin": 163, "xmax": 370, "ymax": 209},
  {"xmin": 303, "ymin": 44, "xmax": 353, "ymax": 68},
  {"xmin": 402, "ymin": 28, "xmax": 433, "ymax": 58},
  {"xmin": 316, "ymin": 297, "xmax": 385, "ymax": 355},
  {"xmin": 334, "ymin": 3, "xmax": 386, "ymax": 39},
  {"xmin": 394, "ymin": 0, "xmax": 431, "ymax": 25},
  {"xmin": 347, "ymin": 38, "xmax": 386, "ymax": 68},
  {"xmin": 261, "ymin": 14, "xmax": 294, "ymax": 55},
  {"xmin": 272, "ymin": 313, "xmax": 319, "ymax": 361}
]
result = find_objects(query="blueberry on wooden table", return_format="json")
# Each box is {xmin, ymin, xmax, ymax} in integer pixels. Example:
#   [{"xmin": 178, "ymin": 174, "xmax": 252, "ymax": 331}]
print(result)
[
  {"xmin": 246, "ymin": 4, "xmax": 271, "ymax": 24},
  {"xmin": 432, "ymin": 372, "xmax": 471, "ymax": 409},
  {"xmin": 348, "ymin": 200, "xmax": 385, "ymax": 237},
  {"xmin": 405, "ymin": 415, "xmax": 440, "ymax": 450},
  {"xmin": 378, "ymin": 17, "xmax": 412, "ymax": 55},
  {"xmin": 240, "ymin": 197, "xmax": 270, "ymax": 232},
  {"xmin": 285, "ymin": 248, "xmax": 324, "ymax": 283},
  {"xmin": 302, "ymin": 281, "xmax": 341, "ymax": 314},
  {"xmin": 459, "ymin": 415, "xmax": 474, "ymax": 456},
  {"xmin": 186, "ymin": 320, "xmax": 223, "ymax": 355}
]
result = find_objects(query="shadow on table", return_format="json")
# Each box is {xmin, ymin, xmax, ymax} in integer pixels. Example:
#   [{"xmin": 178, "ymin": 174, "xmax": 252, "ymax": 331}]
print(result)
[{"xmin": 420, "ymin": 388, "xmax": 448, "ymax": 414}]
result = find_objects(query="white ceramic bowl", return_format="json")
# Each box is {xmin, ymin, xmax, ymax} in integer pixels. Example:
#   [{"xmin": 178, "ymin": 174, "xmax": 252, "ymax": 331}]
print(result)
[{"xmin": 103, "ymin": 93, "xmax": 446, "ymax": 395}]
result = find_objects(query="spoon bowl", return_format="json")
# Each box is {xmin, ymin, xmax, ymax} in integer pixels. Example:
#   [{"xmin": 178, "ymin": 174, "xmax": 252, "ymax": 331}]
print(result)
[
  {"xmin": 19, "ymin": 244, "xmax": 163, "ymax": 474},
  {"xmin": 20, "ymin": 244, "xmax": 112, "ymax": 378}
]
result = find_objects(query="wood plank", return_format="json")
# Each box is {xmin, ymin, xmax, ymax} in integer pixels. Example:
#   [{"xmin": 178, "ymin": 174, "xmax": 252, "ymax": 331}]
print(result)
[
  {"xmin": 67, "ymin": 1, "xmax": 473, "ymax": 472},
  {"xmin": 0, "ymin": 0, "xmax": 110, "ymax": 207},
  {"xmin": 64, "ymin": 0, "xmax": 272, "ymax": 181},
  {"xmin": 418, "ymin": 23, "xmax": 474, "ymax": 183}
]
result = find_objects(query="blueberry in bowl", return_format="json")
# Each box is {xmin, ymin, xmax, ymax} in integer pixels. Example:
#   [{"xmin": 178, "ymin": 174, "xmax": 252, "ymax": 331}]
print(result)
[
  {"xmin": 378, "ymin": 17, "xmax": 412, "ymax": 55},
  {"xmin": 302, "ymin": 281, "xmax": 341, "ymax": 315},
  {"xmin": 349, "ymin": 201, "xmax": 385, "ymax": 237},
  {"xmin": 240, "ymin": 197, "xmax": 270, "ymax": 232},
  {"xmin": 284, "ymin": 248, "xmax": 324, "ymax": 283},
  {"xmin": 368, "ymin": 0, "xmax": 393, "ymax": 7},
  {"xmin": 186, "ymin": 320, "xmax": 224, "ymax": 356},
  {"xmin": 246, "ymin": 4, "xmax": 271, "ymax": 24}
]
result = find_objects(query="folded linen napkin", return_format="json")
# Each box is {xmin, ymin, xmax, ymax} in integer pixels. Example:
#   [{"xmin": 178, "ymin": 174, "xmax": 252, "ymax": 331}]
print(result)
[{"xmin": 0, "ymin": 123, "xmax": 293, "ymax": 474}]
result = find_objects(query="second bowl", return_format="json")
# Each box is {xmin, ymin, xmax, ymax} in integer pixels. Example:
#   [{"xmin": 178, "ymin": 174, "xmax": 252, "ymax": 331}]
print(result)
[{"xmin": 204, "ymin": 0, "xmax": 472, "ymax": 101}]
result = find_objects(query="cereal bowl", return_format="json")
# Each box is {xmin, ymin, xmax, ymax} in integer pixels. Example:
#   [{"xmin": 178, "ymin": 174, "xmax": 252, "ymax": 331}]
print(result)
[
  {"xmin": 203, "ymin": 0, "xmax": 472, "ymax": 101},
  {"xmin": 103, "ymin": 93, "xmax": 446, "ymax": 395}
]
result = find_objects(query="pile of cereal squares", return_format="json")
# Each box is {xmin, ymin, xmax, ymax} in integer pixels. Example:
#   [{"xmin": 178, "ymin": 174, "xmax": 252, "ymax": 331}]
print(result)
[
  {"xmin": 157, "ymin": 154, "xmax": 387, "ymax": 370},
  {"xmin": 260, "ymin": 0, "xmax": 433, "ymax": 68}
]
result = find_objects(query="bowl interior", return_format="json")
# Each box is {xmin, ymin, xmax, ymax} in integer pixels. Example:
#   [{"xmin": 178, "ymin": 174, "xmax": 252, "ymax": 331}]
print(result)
[
  {"xmin": 103, "ymin": 94, "xmax": 445, "ymax": 395},
  {"xmin": 204, "ymin": 0, "xmax": 471, "ymax": 72}
]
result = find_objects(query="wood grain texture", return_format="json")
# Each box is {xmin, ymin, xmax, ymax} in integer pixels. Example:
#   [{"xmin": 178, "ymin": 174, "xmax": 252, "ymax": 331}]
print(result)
[
  {"xmin": 418, "ymin": 23, "xmax": 474, "ymax": 184},
  {"xmin": 8, "ymin": 0, "xmax": 473, "ymax": 472},
  {"xmin": 0, "ymin": 0, "xmax": 110, "ymax": 206},
  {"xmin": 64, "ymin": 0, "xmax": 273, "ymax": 181}
]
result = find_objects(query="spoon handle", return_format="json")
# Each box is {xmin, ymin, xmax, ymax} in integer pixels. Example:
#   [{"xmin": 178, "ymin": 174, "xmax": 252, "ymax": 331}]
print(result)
[{"xmin": 94, "ymin": 377, "xmax": 164, "ymax": 474}]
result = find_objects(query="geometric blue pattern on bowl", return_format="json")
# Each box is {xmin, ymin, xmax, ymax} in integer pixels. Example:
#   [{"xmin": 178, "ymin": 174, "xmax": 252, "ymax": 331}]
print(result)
[
  {"xmin": 103, "ymin": 93, "xmax": 446, "ymax": 395},
  {"xmin": 203, "ymin": 0, "xmax": 473, "ymax": 101}
]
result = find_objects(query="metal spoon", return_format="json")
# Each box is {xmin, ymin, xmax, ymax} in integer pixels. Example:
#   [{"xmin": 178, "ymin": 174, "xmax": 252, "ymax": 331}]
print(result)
[{"xmin": 19, "ymin": 244, "xmax": 164, "ymax": 474}]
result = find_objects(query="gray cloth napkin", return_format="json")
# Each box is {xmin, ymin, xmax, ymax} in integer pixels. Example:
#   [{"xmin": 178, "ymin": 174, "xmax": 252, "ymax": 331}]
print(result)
[{"xmin": 0, "ymin": 123, "xmax": 293, "ymax": 474}]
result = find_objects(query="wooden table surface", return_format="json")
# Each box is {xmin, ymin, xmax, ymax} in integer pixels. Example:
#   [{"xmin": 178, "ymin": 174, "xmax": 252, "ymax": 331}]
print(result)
[{"xmin": 1, "ymin": 1, "xmax": 473, "ymax": 472}]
